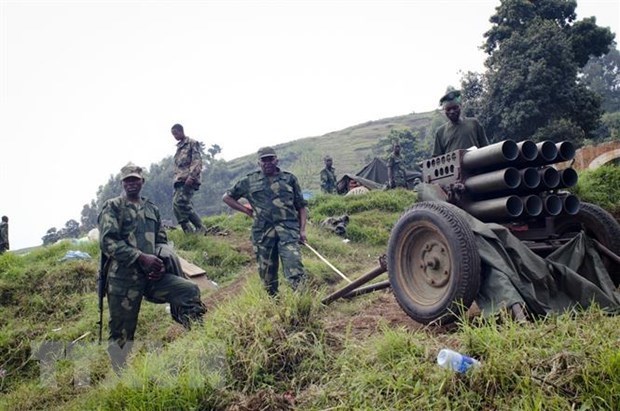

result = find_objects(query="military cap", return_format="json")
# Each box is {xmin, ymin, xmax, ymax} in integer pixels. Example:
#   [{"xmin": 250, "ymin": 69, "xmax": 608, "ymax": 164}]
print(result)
[
  {"xmin": 439, "ymin": 90, "xmax": 462, "ymax": 106},
  {"xmin": 324, "ymin": 155, "xmax": 332, "ymax": 161},
  {"xmin": 120, "ymin": 162, "xmax": 144, "ymax": 180},
  {"xmin": 257, "ymin": 146, "xmax": 277, "ymax": 159}
]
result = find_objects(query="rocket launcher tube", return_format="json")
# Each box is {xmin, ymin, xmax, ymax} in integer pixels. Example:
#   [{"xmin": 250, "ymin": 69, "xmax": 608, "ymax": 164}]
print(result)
[{"xmin": 464, "ymin": 167, "xmax": 521, "ymax": 195}]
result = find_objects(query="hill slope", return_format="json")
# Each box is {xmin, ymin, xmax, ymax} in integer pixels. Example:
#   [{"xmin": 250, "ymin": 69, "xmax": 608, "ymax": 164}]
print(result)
[
  {"xmin": 2, "ymin": 190, "xmax": 619, "ymax": 410},
  {"xmin": 225, "ymin": 111, "xmax": 439, "ymax": 192}
]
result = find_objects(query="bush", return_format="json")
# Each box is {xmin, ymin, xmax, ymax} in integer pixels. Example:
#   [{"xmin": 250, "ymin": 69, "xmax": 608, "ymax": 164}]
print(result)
[{"xmin": 573, "ymin": 165, "xmax": 620, "ymax": 213}]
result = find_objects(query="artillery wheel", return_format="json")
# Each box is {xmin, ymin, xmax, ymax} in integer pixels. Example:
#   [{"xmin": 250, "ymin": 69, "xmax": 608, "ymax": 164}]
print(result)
[
  {"xmin": 554, "ymin": 202, "xmax": 620, "ymax": 286},
  {"xmin": 387, "ymin": 202, "xmax": 481, "ymax": 325}
]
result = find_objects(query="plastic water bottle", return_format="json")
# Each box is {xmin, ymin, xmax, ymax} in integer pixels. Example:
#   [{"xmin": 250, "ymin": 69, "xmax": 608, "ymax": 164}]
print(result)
[{"xmin": 437, "ymin": 349, "xmax": 480, "ymax": 373}]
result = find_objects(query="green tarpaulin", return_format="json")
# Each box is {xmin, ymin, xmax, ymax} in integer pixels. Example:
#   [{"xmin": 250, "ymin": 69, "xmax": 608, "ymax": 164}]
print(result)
[{"xmin": 417, "ymin": 183, "xmax": 620, "ymax": 317}]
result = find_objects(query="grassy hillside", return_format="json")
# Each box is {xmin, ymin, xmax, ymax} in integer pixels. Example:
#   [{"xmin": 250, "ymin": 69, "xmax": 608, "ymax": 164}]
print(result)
[
  {"xmin": 1, "ymin": 189, "xmax": 619, "ymax": 410},
  {"xmin": 225, "ymin": 111, "xmax": 440, "ymax": 193}
]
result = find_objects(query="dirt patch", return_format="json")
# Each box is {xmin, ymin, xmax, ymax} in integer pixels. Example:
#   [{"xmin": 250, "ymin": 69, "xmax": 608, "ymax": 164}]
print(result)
[
  {"xmin": 205, "ymin": 272, "xmax": 251, "ymax": 309},
  {"xmin": 324, "ymin": 291, "xmax": 423, "ymax": 339}
]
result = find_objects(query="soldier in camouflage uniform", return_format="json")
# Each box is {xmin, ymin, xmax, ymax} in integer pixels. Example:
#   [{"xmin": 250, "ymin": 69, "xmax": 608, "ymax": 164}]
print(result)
[
  {"xmin": 222, "ymin": 147, "xmax": 308, "ymax": 296},
  {"xmin": 386, "ymin": 142, "xmax": 408, "ymax": 189},
  {"xmin": 320, "ymin": 155, "xmax": 337, "ymax": 194},
  {"xmin": 0, "ymin": 216, "xmax": 9, "ymax": 254},
  {"xmin": 171, "ymin": 123, "xmax": 205, "ymax": 233},
  {"xmin": 99, "ymin": 163, "xmax": 206, "ymax": 369}
]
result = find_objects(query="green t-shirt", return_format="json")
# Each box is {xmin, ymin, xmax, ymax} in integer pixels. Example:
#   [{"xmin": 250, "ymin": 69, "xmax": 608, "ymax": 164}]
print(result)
[{"xmin": 433, "ymin": 117, "xmax": 489, "ymax": 156}]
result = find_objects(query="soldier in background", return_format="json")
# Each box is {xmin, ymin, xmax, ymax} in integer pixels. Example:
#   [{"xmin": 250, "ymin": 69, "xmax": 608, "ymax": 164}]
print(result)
[
  {"xmin": 0, "ymin": 216, "xmax": 9, "ymax": 254},
  {"xmin": 222, "ymin": 146, "xmax": 307, "ymax": 296},
  {"xmin": 386, "ymin": 141, "xmax": 408, "ymax": 189},
  {"xmin": 320, "ymin": 155, "xmax": 337, "ymax": 194},
  {"xmin": 433, "ymin": 90, "xmax": 489, "ymax": 156},
  {"xmin": 99, "ymin": 163, "xmax": 206, "ymax": 370},
  {"xmin": 171, "ymin": 123, "xmax": 205, "ymax": 233}
]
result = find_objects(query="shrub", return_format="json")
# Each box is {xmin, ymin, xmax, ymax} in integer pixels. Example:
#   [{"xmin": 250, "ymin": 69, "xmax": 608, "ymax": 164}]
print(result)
[{"xmin": 573, "ymin": 165, "xmax": 620, "ymax": 213}]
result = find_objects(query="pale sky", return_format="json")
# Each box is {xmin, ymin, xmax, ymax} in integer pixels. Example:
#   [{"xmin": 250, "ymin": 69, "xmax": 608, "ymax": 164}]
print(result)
[{"xmin": 0, "ymin": 0, "xmax": 618, "ymax": 250}]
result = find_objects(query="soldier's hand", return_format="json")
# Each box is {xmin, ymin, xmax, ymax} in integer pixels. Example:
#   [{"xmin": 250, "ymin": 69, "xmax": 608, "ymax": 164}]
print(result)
[
  {"xmin": 241, "ymin": 203, "xmax": 253, "ymax": 218},
  {"xmin": 148, "ymin": 266, "xmax": 164, "ymax": 282},
  {"xmin": 299, "ymin": 230, "xmax": 307, "ymax": 244},
  {"xmin": 138, "ymin": 253, "xmax": 164, "ymax": 274}
]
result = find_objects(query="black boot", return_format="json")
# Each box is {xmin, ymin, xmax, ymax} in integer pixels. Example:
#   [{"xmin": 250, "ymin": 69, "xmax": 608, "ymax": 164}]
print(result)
[
  {"xmin": 189, "ymin": 213, "xmax": 205, "ymax": 234},
  {"xmin": 180, "ymin": 222, "xmax": 194, "ymax": 233}
]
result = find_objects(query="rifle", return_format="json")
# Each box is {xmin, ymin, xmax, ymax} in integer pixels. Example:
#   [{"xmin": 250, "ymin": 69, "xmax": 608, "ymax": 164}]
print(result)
[{"xmin": 97, "ymin": 254, "xmax": 111, "ymax": 344}]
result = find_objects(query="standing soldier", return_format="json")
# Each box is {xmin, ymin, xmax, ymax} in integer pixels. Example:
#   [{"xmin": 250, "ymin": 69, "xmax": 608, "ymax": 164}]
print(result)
[
  {"xmin": 0, "ymin": 216, "xmax": 9, "ymax": 254},
  {"xmin": 320, "ymin": 155, "xmax": 337, "ymax": 194},
  {"xmin": 222, "ymin": 147, "xmax": 308, "ymax": 296},
  {"xmin": 433, "ymin": 90, "xmax": 489, "ymax": 156},
  {"xmin": 171, "ymin": 123, "xmax": 205, "ymax": 233},
  {"xmin": 99, "ymin": 163, "xmax": 206, "ymax": 370},
  {"xmin": 386, "ymin": 142, "xmax": 408, "ymax": 189}
]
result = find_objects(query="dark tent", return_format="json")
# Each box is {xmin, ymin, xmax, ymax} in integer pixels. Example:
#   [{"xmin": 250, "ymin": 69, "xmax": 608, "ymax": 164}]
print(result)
[{"xmin": 337, "ymin": 157, "xmax": 422, "ymax": 194}]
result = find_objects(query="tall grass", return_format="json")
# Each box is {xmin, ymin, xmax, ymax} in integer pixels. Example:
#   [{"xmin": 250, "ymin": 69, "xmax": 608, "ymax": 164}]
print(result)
[{"xmin": 1, "ymin": 189, "xmax": 619, "ymax": 410}]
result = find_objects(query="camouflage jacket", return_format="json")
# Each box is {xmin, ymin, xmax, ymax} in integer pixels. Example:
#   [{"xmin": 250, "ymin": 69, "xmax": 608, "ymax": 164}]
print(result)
[
  {"xmin": 320, "ymin": 167, "xmax": 337, "ymax": 193},
  {"xmin": 174, "ymin": 137, "xmax": 203, "ymax": 185},
  {"xmin": 98, "ymin": 195, "xmax": 167, "ymax": 280},
  {"xmin": 226, "ymin": 169, "xmax": 308, "ymax": 243},
  {"xmin": 0, "ymin": 221, "xmax": 8, "ymax": 249}
]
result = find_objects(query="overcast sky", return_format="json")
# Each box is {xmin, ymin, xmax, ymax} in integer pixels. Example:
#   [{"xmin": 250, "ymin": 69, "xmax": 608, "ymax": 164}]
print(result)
[{"xmin": 0, "ymin": 0, "xmax": 618, "ymax": 250}]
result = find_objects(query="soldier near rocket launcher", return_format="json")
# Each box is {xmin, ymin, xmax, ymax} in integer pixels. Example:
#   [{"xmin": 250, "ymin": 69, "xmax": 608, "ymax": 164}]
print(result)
[{"xmin": 433, "ymin": 90, "xmax": 489, "ymax": 156}]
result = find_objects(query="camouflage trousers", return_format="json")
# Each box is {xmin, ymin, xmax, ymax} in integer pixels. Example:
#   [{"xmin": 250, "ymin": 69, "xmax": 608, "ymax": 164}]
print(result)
[
  {"xmin": 107, "ymin": 273, "xmax": 206, "ymax": 368},
  {"xmin": 173, "ymin": 183, "xmax": 202, "ymax": 228},
  {"xmin": 254, "ymin": 229, "xmax": 306, "ymax": 296}
]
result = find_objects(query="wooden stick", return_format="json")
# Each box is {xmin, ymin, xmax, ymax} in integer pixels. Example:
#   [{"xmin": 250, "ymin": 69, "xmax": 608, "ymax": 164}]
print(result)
[{"xmin": 303, "ymin": 242, "xmax": 353, "ymax": 283}]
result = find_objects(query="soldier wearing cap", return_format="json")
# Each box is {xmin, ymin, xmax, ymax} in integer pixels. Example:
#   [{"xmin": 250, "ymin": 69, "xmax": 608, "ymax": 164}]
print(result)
[
  {"xmin": 320, "ymin": 155, "xmax": 337, "ymax": 194},
  {"xmin": 433, "ymin": 90, "xmax": 489, "ymax": 156},
  {"xmin": 171, "ymin": 123, "xmax": 205, "ymax": 233},
  {"xmin": 222, "ymin": 147, "xmax": 308, "ymax": 296},
  {"xmin": 99, "ymin": 162, "xmax": 206, "ymax": 369},
  {"xmin": 386, "ymin": 141, "xmax": 408, "ymax": 189},
  {"xmin": 0, "ymin": 216, "xmax": 9, "ymax": 254}
]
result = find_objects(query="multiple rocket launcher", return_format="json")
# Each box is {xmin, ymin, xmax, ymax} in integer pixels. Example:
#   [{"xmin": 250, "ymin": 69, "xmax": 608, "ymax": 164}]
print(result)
[{"xmin": 421, "ymin": 140, "xmax": 579, "ymax": 222}]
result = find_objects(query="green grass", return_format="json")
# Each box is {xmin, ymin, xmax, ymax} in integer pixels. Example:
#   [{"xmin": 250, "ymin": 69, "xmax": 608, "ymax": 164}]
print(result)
[
  {"xmin": 1, "ymin": 189, "xmax": 619, "ymax": 410},
  {"xmin": 573, "ymin": 165, "xmax": 620, "ymax": 214}
]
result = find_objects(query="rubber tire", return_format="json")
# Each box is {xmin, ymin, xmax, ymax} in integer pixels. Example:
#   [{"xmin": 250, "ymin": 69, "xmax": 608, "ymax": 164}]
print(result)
[
  {"xmin": 553, "ymin": 202, "xmax": 620, "ymax": 286},
  {"xmin": 387, "ymin": 202, "xmax": 481, "ymax": 325}
]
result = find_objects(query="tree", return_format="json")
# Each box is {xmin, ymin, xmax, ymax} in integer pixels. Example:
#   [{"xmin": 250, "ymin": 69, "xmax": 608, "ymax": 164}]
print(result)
[
  {"xmin": 42, "ymin": 228, "xmax": 59, "ymax": 245},
  {"xmin": 581, "ymin": 45, "xmax": 620, "ymax": 113},
  {"xmin": 461, "ymin": 0, "xmax": 614, "ymax": 144},
  {"xmin": 80, "ymin": 200, "xmax": 98, "ymax": 232},
  {"xmin": 59, "ymin": 219, "xmax": 81, "ymax": 239},
  {"xmin": 206, "ymin": 144, "xmax": 222, "ymax": 163},
  {"xmin": 375, "ymin": 128, "xmax": 430, "ymax": 170}
]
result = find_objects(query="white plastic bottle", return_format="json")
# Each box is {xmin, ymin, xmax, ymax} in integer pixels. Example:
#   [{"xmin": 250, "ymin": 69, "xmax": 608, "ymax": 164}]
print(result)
[{"xmin": 437, "ymin": 349, "xmax": 480, "ymax": 373}]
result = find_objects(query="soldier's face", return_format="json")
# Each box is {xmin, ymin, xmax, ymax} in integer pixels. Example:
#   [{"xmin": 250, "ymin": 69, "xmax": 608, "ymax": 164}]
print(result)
[
  {"xmin": 259, "ymin": 156, "xmax": 278, "ymax": 176},
  {"xmin": 444, "ymin": 102, "xmax": 461, "ymax": 123},
  {"xmin": 122, "ymin": 176, "xmax": 143, "ymax": 197},
  {"xmin": 325, "ymin": 159, "xmax": 333, "ymax": 168},
  {"xmin": 171, "ymin": 128, "xmax": 185, "ymax": 141}
]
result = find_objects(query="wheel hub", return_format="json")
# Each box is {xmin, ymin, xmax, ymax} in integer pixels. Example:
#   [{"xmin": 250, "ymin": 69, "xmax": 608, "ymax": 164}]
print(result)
[{"xmin": 419, "ymin": 240, "xmax": 450, "ymax": 287}]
